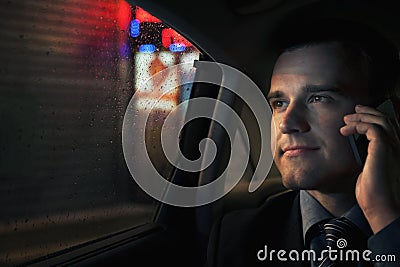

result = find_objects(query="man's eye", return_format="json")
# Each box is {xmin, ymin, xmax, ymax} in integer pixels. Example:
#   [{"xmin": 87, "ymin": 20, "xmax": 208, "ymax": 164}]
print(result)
[
  {"xmin": 308, "ymin": 95, "xmax": 332, "ymax": 103},
  {"xmin": 270, "ymin": 100, "xmax": 287, "ymax": 109}
]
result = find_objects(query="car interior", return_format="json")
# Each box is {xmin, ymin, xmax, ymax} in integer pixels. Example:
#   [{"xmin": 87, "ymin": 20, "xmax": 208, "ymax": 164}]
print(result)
[{"xmin": 1, "ymin": 0, "xmax": 399, "ymax": 266}]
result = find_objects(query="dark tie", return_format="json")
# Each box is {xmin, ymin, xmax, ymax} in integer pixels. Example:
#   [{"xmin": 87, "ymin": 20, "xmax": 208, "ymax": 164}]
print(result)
[
  {"xmin": 305, "ymin": 219, "xmax": 330, "ymax": 267},
  {"xmin": 319, "ymin": 217, "xmax": 368, "ymax": 267}
]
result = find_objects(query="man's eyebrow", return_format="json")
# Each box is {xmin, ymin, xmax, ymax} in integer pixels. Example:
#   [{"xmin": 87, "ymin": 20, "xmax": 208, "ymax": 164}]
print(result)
[
  {"xmin": 304, "ymin": 84, "xmax": 344, "ymax": 94},
  {"xmin": 267, "ymin": 91, "xmax": 284, "ymax": 101},
  {"xmin": 267, "ymin": 85, "xmax": 344, "ymax": 101}
]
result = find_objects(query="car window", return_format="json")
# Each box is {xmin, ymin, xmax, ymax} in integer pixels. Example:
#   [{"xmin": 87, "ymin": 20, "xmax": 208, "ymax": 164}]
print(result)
[{"xmin": 0, "ymin": 1, "xmax": 201, "ymax": 265}]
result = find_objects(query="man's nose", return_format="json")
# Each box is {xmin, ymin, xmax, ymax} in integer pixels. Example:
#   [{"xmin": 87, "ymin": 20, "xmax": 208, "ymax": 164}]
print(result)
[{"xmin": 278, "ymin": 103, "xmax": 310, "ymax": 134}]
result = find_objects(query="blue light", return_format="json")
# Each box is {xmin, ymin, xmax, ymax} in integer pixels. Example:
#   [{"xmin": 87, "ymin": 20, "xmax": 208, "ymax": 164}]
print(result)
[
  {"xmin": 130, "ymin": 19, "xmax": 140, "ymax": 37},
  {"xmin": 120, "ymin": 43, "xmax": 130, "ymax": 58},
  {"xmin": 139, "ymin": 44, "xmax": 156, "ymax": 53},
  {"xmin": 169, "ymin": 43, "xmax": 186, "ymax": 52}
]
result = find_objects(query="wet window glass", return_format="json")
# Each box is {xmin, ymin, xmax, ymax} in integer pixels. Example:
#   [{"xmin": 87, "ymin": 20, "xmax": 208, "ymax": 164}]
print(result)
[{"xmin": 0, "ymin": 1, "xmax": 201, "ymax": 265}]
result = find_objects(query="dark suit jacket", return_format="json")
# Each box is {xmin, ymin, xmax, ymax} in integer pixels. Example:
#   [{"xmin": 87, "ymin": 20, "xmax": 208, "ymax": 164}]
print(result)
[{"xmin": 207, "ymin": 190, "xmax": 309, "ymax": 267}]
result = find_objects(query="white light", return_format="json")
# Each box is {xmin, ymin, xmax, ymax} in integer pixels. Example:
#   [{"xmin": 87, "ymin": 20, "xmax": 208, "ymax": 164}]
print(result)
[{"xmin": 136, "ymin": 98, "xmax": 176, "ymax": 111}]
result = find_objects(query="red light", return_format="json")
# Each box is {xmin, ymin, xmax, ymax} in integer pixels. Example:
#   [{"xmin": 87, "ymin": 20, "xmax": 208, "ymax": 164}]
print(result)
[
  {"xmin": 161, "ymin": 28, "xmax": 193, "ymax": 48},
  {"xmin": 117, "ymin": 1, "xmax": 132, "ymax": 31},
  {"xmin": 135, "ymin": 6, "xmax": 161, "ymax": 23}
]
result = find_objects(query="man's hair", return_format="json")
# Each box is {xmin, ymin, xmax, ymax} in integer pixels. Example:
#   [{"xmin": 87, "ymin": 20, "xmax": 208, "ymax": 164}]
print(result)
[{"xmin": 271, "ymin": 16, "xmax": 400, "ymax": 106}]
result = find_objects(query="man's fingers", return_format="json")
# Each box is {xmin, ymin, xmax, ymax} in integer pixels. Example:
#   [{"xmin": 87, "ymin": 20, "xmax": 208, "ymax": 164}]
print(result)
[
  {"xmin": 344, "ymin": 104, "xmax": 400, "ymax": 144},
  {"xmin": 344, "ymin": 113, "xmax": 394, "ymax": 136},
  {"xmin": 341, "ymin": 121, "xmax": 400, "ymax": 148},
  {"xmin": 355, "ymin": 104, "xmax": 385, "ymax": 116},
  {"xmin": 340, "ymin": 122, "xmax": 383, "ymax": 141}
]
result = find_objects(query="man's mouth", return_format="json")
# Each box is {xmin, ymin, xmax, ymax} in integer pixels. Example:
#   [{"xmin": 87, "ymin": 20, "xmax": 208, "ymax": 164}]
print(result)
[{"xmin": 282, "ymin": 145, "xmax": 320, "ymax": 157}]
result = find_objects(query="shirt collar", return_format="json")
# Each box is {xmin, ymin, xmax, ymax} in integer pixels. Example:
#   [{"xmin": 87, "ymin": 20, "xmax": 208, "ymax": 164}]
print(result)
[
  {"xmin": 342, "ymin": 203, "xmax": 373, "ymax": 237},
  {"xmin": 300, "ymin": 190, "xmax": 333, "ymax": 243},
  {"xmin": 299, "ymin": 190, "xmax": 373, "ymax": 244}
]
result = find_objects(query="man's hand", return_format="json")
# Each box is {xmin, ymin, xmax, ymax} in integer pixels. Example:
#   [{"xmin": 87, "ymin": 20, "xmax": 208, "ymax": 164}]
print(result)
[{"xmin": 340, "ymin": 104, "xmax": 400, "ymax": 234}]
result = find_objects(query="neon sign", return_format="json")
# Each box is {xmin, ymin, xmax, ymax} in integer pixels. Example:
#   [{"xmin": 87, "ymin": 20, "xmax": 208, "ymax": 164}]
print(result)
[
  {"xmin": 139, "ymin": 44, "xmax": 156, "ymax": 53},
  {"xmin": 130, "ymin": 19, "xmax": 140, "ymax": 37},
  {"xmin": 161, "ymin": 28, "xmax": 193, "ymax": 49}
]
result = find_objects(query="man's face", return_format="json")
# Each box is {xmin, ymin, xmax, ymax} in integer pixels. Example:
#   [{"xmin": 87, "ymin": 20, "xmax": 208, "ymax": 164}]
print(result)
[{"xmin": 268, "ymin": 42, "xmax": 369, "ymax": 193}]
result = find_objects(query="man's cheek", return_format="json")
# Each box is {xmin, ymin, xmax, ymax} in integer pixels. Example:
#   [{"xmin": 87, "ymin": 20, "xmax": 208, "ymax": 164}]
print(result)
[
  {"xmin": 317, "ymin": 116, "xmax": 346, "ymax": 137},
  {"xmin": 270, "ymin": 118, "xmax": 278, "ymax": 157}
]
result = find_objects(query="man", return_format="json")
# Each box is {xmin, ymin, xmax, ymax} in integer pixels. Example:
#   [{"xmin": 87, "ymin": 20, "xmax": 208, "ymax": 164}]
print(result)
[{"xmin": 206, "ymin": 16, "xmax": 400, "ymax": 267}]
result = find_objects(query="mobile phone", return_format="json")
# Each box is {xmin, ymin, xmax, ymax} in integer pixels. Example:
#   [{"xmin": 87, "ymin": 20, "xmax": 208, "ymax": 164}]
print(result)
[{"xmin": 349, "ymin": 99, "xmax": 398, "ymax": 166}]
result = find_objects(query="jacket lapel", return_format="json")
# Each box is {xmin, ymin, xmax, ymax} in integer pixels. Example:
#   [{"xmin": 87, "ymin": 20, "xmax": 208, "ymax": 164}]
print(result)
[{"xmin": 266, "ymin": 191, "xmax": 308, "ymax": 267}]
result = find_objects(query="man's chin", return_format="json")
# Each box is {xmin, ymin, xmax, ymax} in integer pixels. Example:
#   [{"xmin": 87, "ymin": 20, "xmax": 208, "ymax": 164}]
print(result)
[
  {"xmin": 281, "ymin": 176, "xmax": 321, "ymax": 191},
  {"xmin": 281, "ymin": 179, "xmax": 302, "ymax": 190},
  {"xmin": 282, "ymin": 176, "xmax": 356, "ymax": 193}
]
